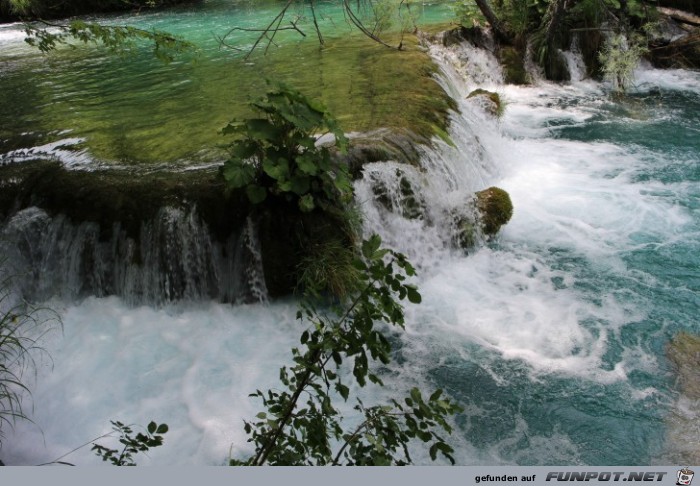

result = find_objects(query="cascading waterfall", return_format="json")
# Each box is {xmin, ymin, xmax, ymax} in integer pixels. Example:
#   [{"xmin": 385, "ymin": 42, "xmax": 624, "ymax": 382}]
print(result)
[
  {"xmin": 0, "ymin": 207, "xmax": 267, "ymax": 305},
  {"xmin": 354, "ymin": 35, "xmax": 508, "ymax": 270}
]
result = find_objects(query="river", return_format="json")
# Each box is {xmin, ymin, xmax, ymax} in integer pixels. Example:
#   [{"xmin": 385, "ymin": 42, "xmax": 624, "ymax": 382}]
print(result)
[{"xmin": 0, "ymin": 0, "xmax": 699, "ymax": 466}]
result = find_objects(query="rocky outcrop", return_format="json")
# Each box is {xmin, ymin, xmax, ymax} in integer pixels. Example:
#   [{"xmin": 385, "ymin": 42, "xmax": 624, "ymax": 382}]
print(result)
[{"xmin": 665, "ymin": 333, "xmax": 700, "ymax": 464}]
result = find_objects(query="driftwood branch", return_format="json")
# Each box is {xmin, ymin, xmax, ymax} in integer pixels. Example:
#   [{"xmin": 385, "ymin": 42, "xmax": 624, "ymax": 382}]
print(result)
[
  {"xmin": 219, "ymin": 0, "xmax": 404, "ymax": 59},
  {"xmin": 657, "ymin": 7, "xmax": 700, "ymax": 28},
  {"xmin": 342, "ymin": 0, "xmax": 400, "ymax": 50},
  {"xmin": 309, "ymin": 0, "xmax": 325, "ymax": 46}
]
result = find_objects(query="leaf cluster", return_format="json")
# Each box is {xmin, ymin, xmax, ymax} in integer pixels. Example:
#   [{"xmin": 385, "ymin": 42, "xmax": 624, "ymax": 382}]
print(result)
[
  {"xmin": 92, "ymin": 420, "xmax": 168, "ymax": 466},
  {"xmin": 23, "ymin": 20, "xmax": 194, "ymax": 62},
  {"xmin": 230, "ymin": 235, "xmax": 461, "ymax": 466},
  {"xmin": 221, "ymin": 83, "xmax": 352, "ymax": 214}
]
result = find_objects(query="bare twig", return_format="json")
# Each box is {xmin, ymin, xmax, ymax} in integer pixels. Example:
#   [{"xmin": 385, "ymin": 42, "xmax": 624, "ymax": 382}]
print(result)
[{"xmin": 309, "ymin": 0, "xmax": 325, "ymax": 46}]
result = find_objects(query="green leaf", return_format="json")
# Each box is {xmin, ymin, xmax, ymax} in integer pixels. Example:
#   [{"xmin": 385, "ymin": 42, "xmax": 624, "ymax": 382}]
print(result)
[
  {"xmin": 298, "ymin": 194, "xmax": 315, "ymax": 212},
  {"xmin": 147, "ymin": 421, "xmax": 157, "ymax": 434},
  {"xmin": 410, "ymin": 388, "xmax": 422, "ymax": 404},
  {"xmin": 262, "ymin": 157, "xmax": 290, "ymax": 181},
  {"xmin": 222, "ymin": 161, "xmax": 256, "ymax": 189},
  {"xmin": 429, "ymin": 443, "xmax": 438, "ymax": 461},
  {"xmin": 289, "ymin": 175, "xmax": 310, "ymax": 195},
  {"xmin": 245, "ymin": 118, "xmax": 282, "ymax": 142},
  {"xmin": 296, "ymin": 153, "xmax": 319, "ymax": 176},
  {"xmin": 362, "ymin": 235, "xmax": 382, "ymax": 259},
  {"xmin": 246, "ymin": 184, "xmax": 267, "ymax": 204},
  {"xmin": 406, "ymin": 285, "xmax": 421, "ymax": 304}
]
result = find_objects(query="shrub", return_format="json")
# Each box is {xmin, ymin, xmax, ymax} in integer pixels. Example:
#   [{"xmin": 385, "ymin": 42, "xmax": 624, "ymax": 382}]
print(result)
[{"xmin": 221, "ymin": 83, "xmax": 353, "ymax": 215}]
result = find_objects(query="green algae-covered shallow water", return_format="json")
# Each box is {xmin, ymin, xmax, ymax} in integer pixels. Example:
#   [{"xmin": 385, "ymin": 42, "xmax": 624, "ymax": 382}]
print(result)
[
  {"xmin": 1, "ymin": 0, "xmax": 700, "ymax": 468},
  {"xmin": 0, "ymin": 0, "xmax": 455, "ymax": 167}
]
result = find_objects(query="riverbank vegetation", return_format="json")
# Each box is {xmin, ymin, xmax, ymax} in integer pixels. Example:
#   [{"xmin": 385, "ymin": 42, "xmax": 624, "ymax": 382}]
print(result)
[{"xmin": 455, "ymin": 0, "xmax": 700, "ymax": 83}]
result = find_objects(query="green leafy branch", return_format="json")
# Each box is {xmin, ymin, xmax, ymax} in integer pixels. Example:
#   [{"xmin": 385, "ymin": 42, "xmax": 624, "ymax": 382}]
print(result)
[
  {"xmin": 23, "ymin": 19, "xmax": 194, "ymax": 62},
  {"xmin": 92, "ymin": 420, "xmax": 168, "ymax": 466},
  {"xmin": 229, "ymin": 235, "xmax": 461, "ymax": 466}
]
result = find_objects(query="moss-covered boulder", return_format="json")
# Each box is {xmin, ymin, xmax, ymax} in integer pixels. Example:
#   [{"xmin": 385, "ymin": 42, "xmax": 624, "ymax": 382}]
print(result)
[
  {"xmin": 475, "ymin": 186, "xmax": 513, "ymax": 236},
  {"xmin": 497, "ymin": 46, "xmax": 529, "ymax": 85},
  {"xmin": 467, "ymin": 89, "xmax": 504, "ymax": 117}
]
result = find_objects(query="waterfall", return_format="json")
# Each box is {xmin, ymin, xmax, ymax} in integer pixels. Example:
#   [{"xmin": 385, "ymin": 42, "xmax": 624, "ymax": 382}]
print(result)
[
  {"xmin": 353, "ymin": 37, "xmax": 508, "ymax": 271},
  {"xmin": 0, "ymin": 206, "xmax": 267, "ymax": 305},
  {"xmin": 561, "ymin": 38, "xmax": 588, "ymax": 83}
]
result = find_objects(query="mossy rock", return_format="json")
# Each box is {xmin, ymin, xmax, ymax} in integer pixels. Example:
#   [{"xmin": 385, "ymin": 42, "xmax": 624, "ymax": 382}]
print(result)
[
  {"xmin": 668, "ymin": 332, "xmax": 700, "ymax": 399},
  {"xmin": 475, "ymin": 186, "xmax": 513, "ymax": 236},
  {"xmin": 497, "ymin": 46, "xmax": 529, "ymax": 85},
  {"xmin": 453, "ymin": 216, "xmax": 476, "ymax": 250},
  {"xmin": 467, "ymin": 89, "xmax": 504, "ymax": 117}
]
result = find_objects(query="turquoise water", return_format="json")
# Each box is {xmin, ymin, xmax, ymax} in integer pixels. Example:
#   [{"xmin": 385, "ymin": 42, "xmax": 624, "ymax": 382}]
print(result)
[
  {"xmin": 0, "ymin": 0, "xmax": 455, "ymax": 166},
  {"xmin": 410, "ymin": 72, "xmax": 700, "ymax": 465}
]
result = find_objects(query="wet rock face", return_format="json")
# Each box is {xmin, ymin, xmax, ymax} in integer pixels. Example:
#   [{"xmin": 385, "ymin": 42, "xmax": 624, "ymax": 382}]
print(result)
[
  {"xmin": 475, "ymin": 186, "xmax": 513, "ymax": 236},
  {"xmin": 668, "ymin": 333, "xmax": 700, "ymax": 400},
  {"xmin": 497, "ymin": 46, "xmax": 529, "ymax": 85},
  {"xmin": 665, "ymin": 333, "xmax": 700, "ymax": 464}
]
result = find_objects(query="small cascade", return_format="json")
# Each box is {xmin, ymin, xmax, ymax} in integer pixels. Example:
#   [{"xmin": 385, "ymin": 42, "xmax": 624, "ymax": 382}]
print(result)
[
  {"xmin": 354, "ymin": 36, "xmax": 510, "ymax": 270},
  {"xmin": 0, "ymin": 206, "xmax": 267, "ymax": 305},
  {"xmin": 561, "ymin": 38, "xmax": 588, "ymax": 83}
]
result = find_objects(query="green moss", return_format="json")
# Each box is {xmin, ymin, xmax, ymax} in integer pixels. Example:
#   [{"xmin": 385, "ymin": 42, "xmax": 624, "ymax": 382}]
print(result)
[
  {"xmin": 668, "ymin": 332, "xmax": 700, "ymax": 399},
  {"xmin": 475, "ymin": 186, "xmax": 513, "ymax": 236},
  {"xmin": 0, "ymin": 161, "xmax": 248, "ymax": 240},
  {"xmin": 498, "ymin": 46, "xmax": 529, "ymax": 85},
  {"xmin": 431, "ymin": 123, "xmax": 456, "ymax": 147},
  {"xmin": 467, "ymin": 89, "xmax": 505, "ymax": 118}
]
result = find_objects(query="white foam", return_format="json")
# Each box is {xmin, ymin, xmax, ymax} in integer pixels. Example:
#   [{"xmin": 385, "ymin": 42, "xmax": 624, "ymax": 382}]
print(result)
[{"xmin": 0, "ymin": 297, "xmax": 301, "ymax": 465}]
